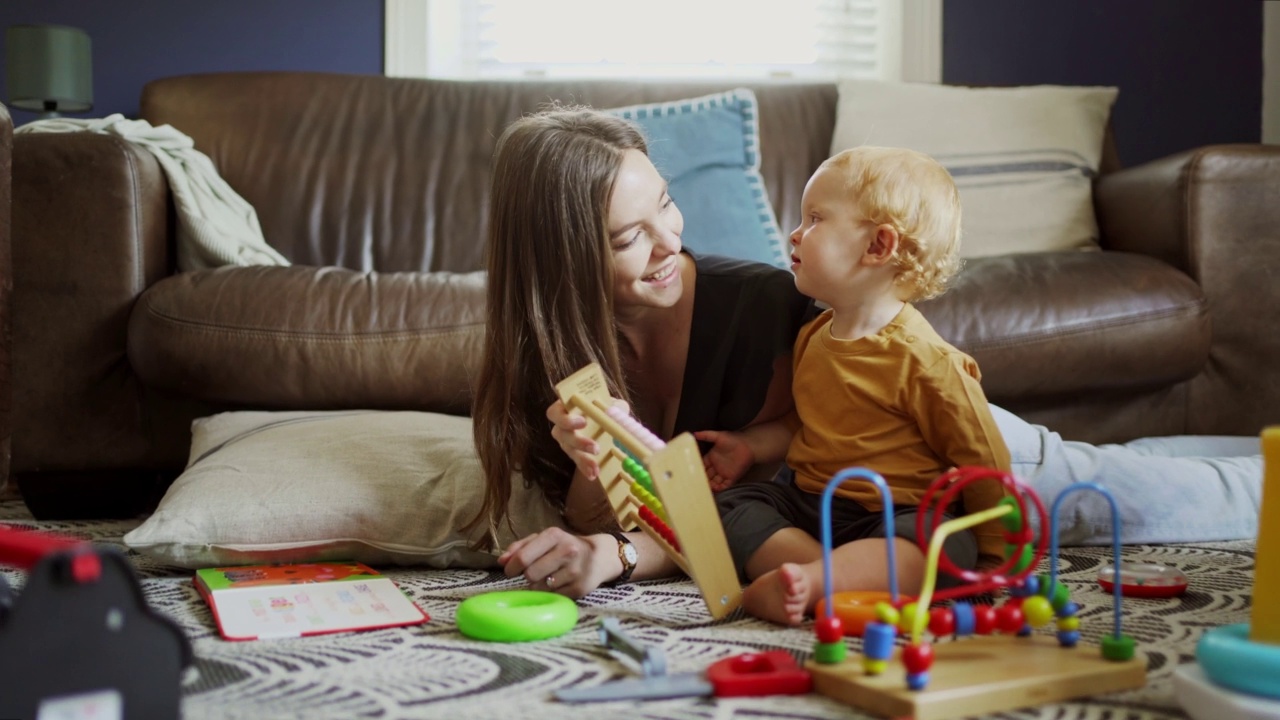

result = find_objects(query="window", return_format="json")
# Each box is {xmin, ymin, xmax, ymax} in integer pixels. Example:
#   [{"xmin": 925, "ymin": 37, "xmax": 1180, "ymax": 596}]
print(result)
[{"xmin": 385, "ymin": 0, "xmax": 941, "ymax": 83}]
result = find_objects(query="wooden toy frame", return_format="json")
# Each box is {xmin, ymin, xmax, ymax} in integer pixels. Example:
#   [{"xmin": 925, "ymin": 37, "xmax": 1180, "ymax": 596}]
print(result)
[{"xmin": 556, "ymin": 363, "xmax": 741, "ymax": 619}]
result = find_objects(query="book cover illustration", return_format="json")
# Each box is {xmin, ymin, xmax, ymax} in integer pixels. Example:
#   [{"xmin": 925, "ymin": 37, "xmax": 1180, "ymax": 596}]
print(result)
[{"xmin": 195, "ymin": 562, "xmax": 429, "ymax": 641}]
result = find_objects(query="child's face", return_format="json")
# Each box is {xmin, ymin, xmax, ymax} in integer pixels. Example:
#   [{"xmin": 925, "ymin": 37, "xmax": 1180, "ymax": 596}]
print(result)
[{"xmin": 788, "ymin": 166, "xmax": 878, "ymax": 304}]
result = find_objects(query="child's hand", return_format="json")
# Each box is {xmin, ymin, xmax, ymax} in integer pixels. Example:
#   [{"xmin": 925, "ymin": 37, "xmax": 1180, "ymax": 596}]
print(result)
[{"xmin": 693, "ymin": 430, "xmax": 754, "ymax": 491}]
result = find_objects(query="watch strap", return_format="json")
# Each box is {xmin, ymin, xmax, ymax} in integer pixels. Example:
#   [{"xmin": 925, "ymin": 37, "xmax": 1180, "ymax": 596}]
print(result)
[{"xmin": 606, "ymin": 531, "xmax": 637, "ymax": 585}]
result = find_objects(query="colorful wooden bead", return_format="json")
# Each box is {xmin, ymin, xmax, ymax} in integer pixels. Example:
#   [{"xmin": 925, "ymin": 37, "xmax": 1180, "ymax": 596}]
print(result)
[
  {"xmin": 1021, "ymin": 595, "xmax": 1055, "ymax": 627},
  {"xmin": 813, "ymin": 640, "xmax": 847, "ymax": 664},
  {"xmin": 906, "ymin": 672, "xmax": 930, "ymax": 691},
  {"xmin": 815, "ymin": 616, "xmax": 844, "ymax": 643},
  {"xmin": 898, "ymin": 603, "xmax": 922, "ymax": 633},
  {"xmin": 862, "ymin": 622, "xmax": 895, "ymax": 660},
  {"xmin": 1056, "ymin": 600, "xmax": 1080, "ymax": 619},
  {"xmin": 1101, "ymin": 634, "xmax": 1136, "ymax": 661},
  {"xmin": 1009, "ymin": 544, "xmax": 1036, "ymax": 573},
  {"xmin": 996, "ymin": 603, "xmax": 1025, "ymax": 633},
  {"xmin": 1057, "ymin": 616, "xmax": 1080, "ymax": 632},
  {"xmin": 928, "ymin": 607, "xmax": 955, "ymax": 637},
  {"xmin": 998, "ymin": 496, "xmax": 1023, "ymax": 532},
  {"xmin": 901, "ymin": 643, "xmax": 935, "ymax": 674},
  {"xmin": 874, "ymin": 602, "xmax": 900, "ymax": 626},
  {"xmin": 951, "ymin": 601, "xmax": 976, "ymax": 637},
  {"xmin": 1037, "ymin": 574, "xmax": 1071, "ymax": 608},
  {"xmin": 1057, "ymin": 630, "xmax": 1081, "ymax": 647},
  {"xmin": 862, "ymin": 658, "xmax": 888, "ymax": 675},
  {"xmin": 973, "ymin": 604, "xmax": 997, "ymax": 635}
]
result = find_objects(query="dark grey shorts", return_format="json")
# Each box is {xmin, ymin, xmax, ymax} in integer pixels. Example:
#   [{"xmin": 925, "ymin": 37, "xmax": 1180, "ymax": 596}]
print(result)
[{"xmin": 714, "ymin": 470, "xmax": 978, "ymax": 587}]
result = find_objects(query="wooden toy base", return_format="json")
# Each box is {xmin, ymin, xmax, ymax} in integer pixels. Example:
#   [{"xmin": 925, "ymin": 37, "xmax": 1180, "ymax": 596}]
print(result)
[{"xmin": 806, "ymin": 634, "xmax": 1146, "ymax": 720}]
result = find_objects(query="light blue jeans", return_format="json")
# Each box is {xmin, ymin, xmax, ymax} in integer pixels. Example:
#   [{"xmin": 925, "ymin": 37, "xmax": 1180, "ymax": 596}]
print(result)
[{"xmin": 991, "ymin": 405, "xmax": 1262, "ymax": 546}]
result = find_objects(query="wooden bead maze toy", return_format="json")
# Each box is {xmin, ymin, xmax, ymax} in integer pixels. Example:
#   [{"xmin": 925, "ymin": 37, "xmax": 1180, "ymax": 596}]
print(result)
[
  {"xmin": 805, "ymin": 466, "xmax": 1146, "ymax": 720},
  {"xmin": 555, "ymin": 363, "xmax": 741, "ymax": 619}
]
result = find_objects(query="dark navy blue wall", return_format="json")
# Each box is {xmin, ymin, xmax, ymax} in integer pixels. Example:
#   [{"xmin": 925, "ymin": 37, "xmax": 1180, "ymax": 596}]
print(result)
[
  {"xmin": 943, "ymin": 0, "xmax": 1263, "ymax": 167},
  {"xmin": 1, "ymin": 0, "xmax": 382, "ymax": 126}
]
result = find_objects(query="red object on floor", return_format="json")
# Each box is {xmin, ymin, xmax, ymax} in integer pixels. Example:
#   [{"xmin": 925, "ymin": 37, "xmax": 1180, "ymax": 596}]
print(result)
[{"xmin": 707, "ymin": 650, "xmax": 813, "ymax": 697}]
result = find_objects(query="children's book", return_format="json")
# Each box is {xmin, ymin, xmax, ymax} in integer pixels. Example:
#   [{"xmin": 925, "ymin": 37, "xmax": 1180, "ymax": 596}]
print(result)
[{"xmin": 194, "ymin": 562, "xmax": 429, "ymax": 641}]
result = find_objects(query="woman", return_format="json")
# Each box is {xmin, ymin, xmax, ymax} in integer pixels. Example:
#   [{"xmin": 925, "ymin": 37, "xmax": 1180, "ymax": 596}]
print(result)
[{"xmin": 472, "ymin": 107, "xmax": 1262, "ymax": 600}]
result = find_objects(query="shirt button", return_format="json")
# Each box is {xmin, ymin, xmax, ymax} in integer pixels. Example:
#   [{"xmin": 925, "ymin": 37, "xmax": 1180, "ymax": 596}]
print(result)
[{"xmin": 906, "ymin": 335, "xmax": 917, "ymax": 342}]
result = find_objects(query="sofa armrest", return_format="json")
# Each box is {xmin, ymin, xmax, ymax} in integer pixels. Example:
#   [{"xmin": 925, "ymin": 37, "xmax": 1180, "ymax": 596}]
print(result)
[
  {"xmin": 12, "ymin": 132, "xmax": 175, "ymax": 473},
  {"xmin": 1096, "ymin": 144, "xmax": 1280, "ymax": 435}
]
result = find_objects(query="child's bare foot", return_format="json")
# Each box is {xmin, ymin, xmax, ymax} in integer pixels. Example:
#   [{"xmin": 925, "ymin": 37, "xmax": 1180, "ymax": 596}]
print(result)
[{"xmin": 742, "ymin": 562, "xmax": 812, "ymax": 626}]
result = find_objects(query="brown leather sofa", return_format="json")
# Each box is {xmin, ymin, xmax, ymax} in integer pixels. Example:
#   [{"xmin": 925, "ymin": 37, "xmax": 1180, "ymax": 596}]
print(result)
[{"xmin": 9, "ymin": 72, "xmax": 1280, "ymax": 518}]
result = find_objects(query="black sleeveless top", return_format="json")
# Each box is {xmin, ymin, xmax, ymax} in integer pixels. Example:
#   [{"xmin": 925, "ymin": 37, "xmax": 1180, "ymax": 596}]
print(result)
[{"xmin": 673, "ymin": 252, "xmax": 817, "ymax": 436}]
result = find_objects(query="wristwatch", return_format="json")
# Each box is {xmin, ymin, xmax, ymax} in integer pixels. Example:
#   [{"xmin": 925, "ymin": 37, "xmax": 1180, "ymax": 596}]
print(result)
[{"xmin": 607, "ymin": 531, "xmax": 638, "ymax": 584}]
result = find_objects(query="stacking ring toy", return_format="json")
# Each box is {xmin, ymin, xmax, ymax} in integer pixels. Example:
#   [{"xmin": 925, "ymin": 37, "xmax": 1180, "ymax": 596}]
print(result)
[
  {"xmin": 1196, "ymin": 623, "xmax": 1280, "ymax": 699},
  {"xmin": 456, "ymin": 590, "xmax": 579, "ymax": 642},
  {"xmin": 814, "ymin": 591, "xmax": 895, "ymax": 636},
  {"xmin": 1097, "ymin": 561, "xmax": 1188, "ymax": 598}
]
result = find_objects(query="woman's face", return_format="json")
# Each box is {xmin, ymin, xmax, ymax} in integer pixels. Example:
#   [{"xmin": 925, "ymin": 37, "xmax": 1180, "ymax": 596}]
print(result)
[{"xmin": 607, "ymin": 149, "xmax": 685, "ymax": 310}]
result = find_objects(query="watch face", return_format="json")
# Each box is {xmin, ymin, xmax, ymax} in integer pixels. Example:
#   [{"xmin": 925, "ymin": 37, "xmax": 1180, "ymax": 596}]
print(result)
[{"xmin": 622, "ymin": 542, "xmax": 639, "ymax": 565}]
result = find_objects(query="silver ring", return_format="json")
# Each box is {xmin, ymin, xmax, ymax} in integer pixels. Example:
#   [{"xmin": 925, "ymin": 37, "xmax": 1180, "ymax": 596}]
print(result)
[{"xmin": 546, "ymin": 575, "xmax": 556, "ymax": 588}]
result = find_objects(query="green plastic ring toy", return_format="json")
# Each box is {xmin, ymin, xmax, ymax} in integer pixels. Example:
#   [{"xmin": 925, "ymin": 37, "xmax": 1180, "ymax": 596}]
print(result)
[{"xmin": 456, "ymin": 590, "xmax": 579, "ymax": 642}]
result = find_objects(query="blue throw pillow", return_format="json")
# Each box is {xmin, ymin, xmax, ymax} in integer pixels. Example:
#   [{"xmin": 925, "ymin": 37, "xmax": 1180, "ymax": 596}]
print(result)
[{"xmin": 609, "ymin": 90, "xmax": 788, "ymax": 268}]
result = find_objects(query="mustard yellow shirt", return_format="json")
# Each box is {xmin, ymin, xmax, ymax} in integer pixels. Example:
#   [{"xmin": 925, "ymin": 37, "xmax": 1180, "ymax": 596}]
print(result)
[{"xmin": 787, "ymin": 304, "xmax": 1011, "ymax": 559}]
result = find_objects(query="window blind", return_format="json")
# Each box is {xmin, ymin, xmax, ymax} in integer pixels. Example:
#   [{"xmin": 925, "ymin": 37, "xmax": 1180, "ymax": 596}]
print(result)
[{"xmin": 425, "ymin": 0, "xmax": 897, "ymax": 80}]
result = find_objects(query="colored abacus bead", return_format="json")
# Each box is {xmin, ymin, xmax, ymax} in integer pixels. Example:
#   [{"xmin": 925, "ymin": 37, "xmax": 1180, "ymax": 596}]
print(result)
[
  {"xmin": 862, "ymin": 622, "xmax": 895, "ymax": 660},
  {"xmin": 1021, "ymin": 595, "xmax": 1055, "ymax": 627},
  {"xmin": 815, "ymin": 616, "xmax": 844, "ymax": 643},
  {"xmin": 928, "ymin": 607, "xmax": 956, "ymax": 637},
  {"xmin": 973, "ymin": 604, "xmax": 997, "ymax": 634},
  {"xmin": 1057, "ymin": 630, "xmax": 1081, "ymax": 647},
  {"xmin": 901, "ymin": 643, "xmax": 934, "ymax": 674},
  {"xmin": 1056, "ymin": 601, "xmax": 1080, "ymax": 619},
  {"xmin": 996, "ymin": 603, "xmax": 1025, "ymax": 633},
  {"xmin": 951, "ymin": 602, "xmax": 976, "ymax": 637},
  {"xmin": 1057, "ymin": 616, "xmax": 1080, "ymax": 632}
]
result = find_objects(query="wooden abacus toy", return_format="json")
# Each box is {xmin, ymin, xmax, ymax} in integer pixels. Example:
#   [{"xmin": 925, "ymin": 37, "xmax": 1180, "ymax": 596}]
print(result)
[
  {"xmin": 805, "ymin": 466, "xmax": 1147, "ymax": 720},
  {"xmin": 555, "ymin": 363, "xmax": 741, "ymax": 619}
]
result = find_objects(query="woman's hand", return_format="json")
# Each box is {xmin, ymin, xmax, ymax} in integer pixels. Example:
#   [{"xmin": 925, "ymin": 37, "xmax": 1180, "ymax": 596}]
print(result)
[
  {"xmin": 498, "ymin": 527, "xmax": 613, "ymax": 599},
  {"xmin": 693, "ymin": 430, "xmax": 755, "ymax": 491},
  {"xmin": 546, "ymin": 398, "xmax": 631, "ymax": 480}
]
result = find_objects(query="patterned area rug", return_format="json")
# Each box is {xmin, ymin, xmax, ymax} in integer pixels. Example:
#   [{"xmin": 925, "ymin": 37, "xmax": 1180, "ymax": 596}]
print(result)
[{"xmin": 0, "ymin": 497, "xmax": 1255, "ymax": 720}]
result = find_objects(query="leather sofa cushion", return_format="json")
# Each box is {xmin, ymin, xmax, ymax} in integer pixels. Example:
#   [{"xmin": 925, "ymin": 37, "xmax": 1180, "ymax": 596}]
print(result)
[
  {"xmin": 128, "ymin": 266, "xmax": 485, "ymax": 415},
  {"xmin": 129, "ymin": 251, "xmax": 1208, "ymax": 413},
  {"xmin": 920, "ymin": 251, "xmax": 1210, "ymax": 402}
]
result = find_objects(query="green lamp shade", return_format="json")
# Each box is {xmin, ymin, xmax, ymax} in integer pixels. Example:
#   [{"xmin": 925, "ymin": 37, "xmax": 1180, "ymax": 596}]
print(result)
[{"xmin": 6, "ymin": 24, "xmax": 93, "ymax": 113}]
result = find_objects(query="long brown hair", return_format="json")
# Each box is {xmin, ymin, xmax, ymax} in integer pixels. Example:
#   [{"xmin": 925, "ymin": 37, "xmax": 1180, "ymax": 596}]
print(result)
[{"xmin": 470, "ymin": 108, "xmax": 647, "ymax": 539}]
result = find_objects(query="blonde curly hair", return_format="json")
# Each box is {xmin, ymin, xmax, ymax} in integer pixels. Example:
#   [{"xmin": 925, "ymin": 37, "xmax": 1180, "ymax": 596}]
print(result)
[{"xmin": 820, "ymin": 146, "xmax": 962, "ymax": 301}]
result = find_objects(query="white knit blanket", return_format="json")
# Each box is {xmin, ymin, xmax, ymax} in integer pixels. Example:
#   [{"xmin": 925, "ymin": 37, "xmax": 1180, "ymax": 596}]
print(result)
[{"xmin": 17, "ymin": 114, "xmax": 291, "ymax": 272}]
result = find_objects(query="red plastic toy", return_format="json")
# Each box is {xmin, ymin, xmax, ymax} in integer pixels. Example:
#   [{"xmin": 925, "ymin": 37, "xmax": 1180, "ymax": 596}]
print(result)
[{"xmin": 707, "ymin": 650, "xmax": 813, "ymax": 697}]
